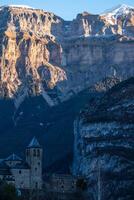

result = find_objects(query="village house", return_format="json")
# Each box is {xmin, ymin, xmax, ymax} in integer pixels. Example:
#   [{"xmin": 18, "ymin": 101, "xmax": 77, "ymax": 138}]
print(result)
[
  {"xmin": 0, "ymin": 137, "xmax": 43, "ymax": 190},
  {"xmin": 0, "ymin": 136, "xmax": 86, "ymax": 198},
  {"xmin": 45, "ymin": 174, "xmax": 78, "ymax": 193}
]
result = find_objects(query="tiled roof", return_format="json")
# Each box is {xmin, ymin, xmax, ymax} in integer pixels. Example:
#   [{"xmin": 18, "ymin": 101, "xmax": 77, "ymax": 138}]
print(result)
[
  {"xmin": 5, "ymin": 153, "xmax": 22, "ymax": 161},
  {"xmin": 0, "ymin": 160, "xmax": 9, "ymax": 169},
  {"xmin": 27, "ymin": 137, "xmax": 41, "ymax": 148},
  {"xmin": 0, "ymin": 161, "xmax": 12, "ymax": 175},
  {"xmin": 12, "ymin": 162, "xmax": 30, "ymax": 169}
]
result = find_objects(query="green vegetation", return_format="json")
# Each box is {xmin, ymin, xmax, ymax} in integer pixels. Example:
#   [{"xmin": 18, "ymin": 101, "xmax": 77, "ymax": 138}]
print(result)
[
  {"xmin": 0, "ymin": 181, "xmax": 19, "ymax": 200},
  {"xmin": 76, "ymin": 178, "xmax": 87, "ymax": 190}
]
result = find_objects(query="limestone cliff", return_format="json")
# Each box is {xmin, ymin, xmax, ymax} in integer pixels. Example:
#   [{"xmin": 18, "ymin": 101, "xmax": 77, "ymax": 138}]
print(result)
[
  {"xmin": 0, "ymin": 5, "xmax": 134, "ymax": 108},
  {"xmin": 0, "ymin": 6, "xmax": 66, "ymax": 107},
  {"xmin": 73, "ymin": 78, "xmax": 134, "ymax": 200}
]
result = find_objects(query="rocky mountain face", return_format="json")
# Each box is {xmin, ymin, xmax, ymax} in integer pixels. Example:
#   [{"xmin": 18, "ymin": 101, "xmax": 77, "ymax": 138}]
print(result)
[
  {"xmin": 0, "ymin": 4, "xmax": 134, "ymax": 170},
  {"xmin": 89, "ymin": 76, "xmax": 121, "ymax": 92},
  {"xmin": 0, "ymin": 5, "xmax": 134, "ymax": 108},
  {"xmin": 73, "ymin": 78, "xmax": 134, "ymax": 200},
  {"xmin": 101, "ymin": 4, "xmax": 134, "ymax": 36}
]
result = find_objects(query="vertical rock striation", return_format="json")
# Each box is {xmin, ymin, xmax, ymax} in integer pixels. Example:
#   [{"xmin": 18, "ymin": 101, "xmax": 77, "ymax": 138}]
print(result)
[
  {"xmin": 0, "ymin": 5, "xmax": 133, "ymax": 108},
  {"xmin": 73, "ymin": 78, "xmax": 134, "ymax": 200}
]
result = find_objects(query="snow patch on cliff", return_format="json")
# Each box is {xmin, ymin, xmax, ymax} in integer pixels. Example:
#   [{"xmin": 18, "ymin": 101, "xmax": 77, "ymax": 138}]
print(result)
[
  {"xmin": 8, "ymin": 5, "xmax": 34, "ymax": 9},
  {"xmin": 102, "ymin": 4, "xmax": 134, "ymax": 16},
  {"xmin": 101, "ymin": 4, "xmax": 134, "ymax": 25}
]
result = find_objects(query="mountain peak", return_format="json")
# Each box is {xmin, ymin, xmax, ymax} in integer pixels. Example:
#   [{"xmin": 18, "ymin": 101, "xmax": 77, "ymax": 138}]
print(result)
[
  {"xmin": 102, "ymin": 4, "xmax": 134, "ymax": 16},
  {"xmin": 116, "ymin": 4, "xmax": 134, "ymax": 9},
  {"xmin": 0, "ymin": 4, "xmax": 34, "ymax": 9}
]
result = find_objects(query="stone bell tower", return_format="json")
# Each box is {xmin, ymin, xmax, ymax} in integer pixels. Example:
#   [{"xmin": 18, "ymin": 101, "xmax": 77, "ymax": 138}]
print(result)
[{"xmin": 26, "ymin": 137, "xmax": 43, "ymax": 189}]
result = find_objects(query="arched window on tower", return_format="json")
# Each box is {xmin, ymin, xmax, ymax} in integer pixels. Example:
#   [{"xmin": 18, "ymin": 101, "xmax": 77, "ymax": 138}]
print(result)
[
  {"xmin": 26, "ymin": 149, "xmax": 29, "ymax": 156},
  {"xmin": 33, "ymin": 149, "xmax": 36, "ymax": 157},
  {"xmin": 37, "ymin": 149, "xmax": 40, "ymax": 157},
  {"xmin": 35, "ymin": 182, "xmax": 38, "ymax": 189}
]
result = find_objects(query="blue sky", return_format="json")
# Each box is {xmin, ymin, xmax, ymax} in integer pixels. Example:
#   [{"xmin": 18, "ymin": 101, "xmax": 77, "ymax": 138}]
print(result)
[{"xmin": 0, "ymin": 0, "xmax": 134, "ymax": 20}]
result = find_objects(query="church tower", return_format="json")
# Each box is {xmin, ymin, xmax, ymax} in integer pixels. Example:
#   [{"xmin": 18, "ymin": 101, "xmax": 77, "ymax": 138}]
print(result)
[{"xmin": 26, "ymin": 137, "xmax": 43, "ymax": 189}]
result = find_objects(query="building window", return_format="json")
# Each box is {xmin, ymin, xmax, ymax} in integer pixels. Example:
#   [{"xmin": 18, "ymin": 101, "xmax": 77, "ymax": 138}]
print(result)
[
  {"xmin": 19, "ymin": 170, "xmax": 21, "ymax": 174},
  {"xmin": 37, "ymin": 149, "xmax": 40, "ymax": 157},
  {"xmin": 72, "ymin": 185, "xmax": 75, "ymax": 189},
  {"xmin": 61, "ymin": 185, "xmax": 64, "ymax": 189},
  {"xmin": 38, "ymin": 162, "xmax": 40, "ymax": 166},
  {"xmin": 35, "ymin": 182, "xmax": 38, "ymax": 189},
  {"xmin": 33, "ymin": 149, "xmax": 36, "ymax": 156},
  {"xmin": 26, "ymin": 149, "xmax": 29, "ymax": 156},
  {"xmin": 35, "ymin": 167, "xmax": 37, "ymax": 171}
]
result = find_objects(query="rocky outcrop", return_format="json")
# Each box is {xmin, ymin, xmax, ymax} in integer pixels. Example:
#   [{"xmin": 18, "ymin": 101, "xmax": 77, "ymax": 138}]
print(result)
[
  {"xmin": 0, "ymin": 4, "xmax": 133, "ymax": 183},
  {"xmin": 89, "ymin": 76, "xmax": 121, "ymax": 92},
  {"xmin": 0, "ymin": 5, "xmax": 134, "ymax": 108},
  {"xmin": 73, "ymin": 78, "xmax": 134, "ymax": 200},
  {"xmin": 0, "ymin": 6, "xmax": 66, "ymax": 102},
  {"xmin": 101, "ymin": 4, "xmax": 134, "ymax": 36}
]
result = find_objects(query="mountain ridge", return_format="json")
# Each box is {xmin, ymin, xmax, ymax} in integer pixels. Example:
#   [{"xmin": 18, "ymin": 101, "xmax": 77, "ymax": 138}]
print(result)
[
  {"xmin": 0, "ymin": 4, "xmax": 133, "ymax": 179},
  {"xmin": 0, "ymin": 4, "xmax": 133, "ymax": 109},
  {"xmin": 1, "ymin": 4, "xmax": 134, "ymax": 19},
  {"xmin": 101, "ymin": 4, "xmax": 134, "ymax": 15}
]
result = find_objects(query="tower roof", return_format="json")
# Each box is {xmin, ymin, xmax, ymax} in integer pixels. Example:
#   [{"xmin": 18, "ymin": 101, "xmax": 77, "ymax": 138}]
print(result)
[
  {"xmin": 5, "ymin": 153, "xmax": 22, "ymax": 161},
  {"xmin": 27, "ymin": 137, "xmax": 41, "ymax": 148}
]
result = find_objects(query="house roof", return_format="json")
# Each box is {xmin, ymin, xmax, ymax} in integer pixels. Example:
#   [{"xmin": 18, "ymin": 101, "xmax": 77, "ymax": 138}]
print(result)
[
  {"xmin": 0, "ymin": 160, "xmax": 9, "ymax": 169},
  {"xmin": 3, "ymin": 176, "xmax": 15, "ymax": 181},
  {"xmin": 12, "ymin": 162, "xmax": 30, "ymax": 170},
  {"xmin": 0, "ymin": 161, "xmax": 12, "ymax": 175},
  {"xmin": 27, "ymin": 137, "xmax": 41, "ymax": 148},
  {"xmin": 5, "ymin": 153, "xmax": 22, "ymax": 161}
]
